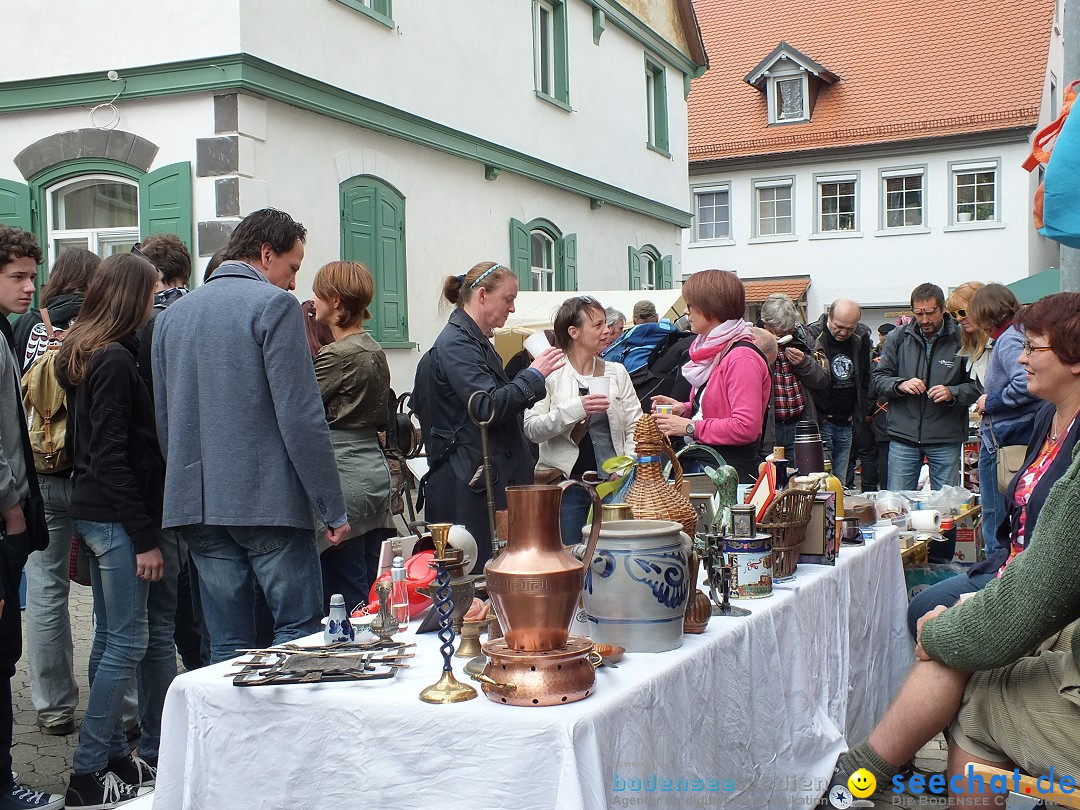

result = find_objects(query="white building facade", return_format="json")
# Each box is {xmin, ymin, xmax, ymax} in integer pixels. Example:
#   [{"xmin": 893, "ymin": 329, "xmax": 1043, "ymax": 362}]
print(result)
[{"xmin": 0, "ymin": 0, "xmax": 706, "ymax": 385}]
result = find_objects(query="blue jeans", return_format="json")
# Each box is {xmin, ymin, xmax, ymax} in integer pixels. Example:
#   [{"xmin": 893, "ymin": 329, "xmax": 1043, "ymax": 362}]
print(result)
[
  {"xmin": 559, "ymin": 485, "xmax": 592, "ymax": 547},
  {"xmin": 773, "ymin": 421, "xmax": 797, "ymax": 465},
  {"xmin": 73, "ymin": 520, "xmax": 149, "ymax": 775},
  {"xmin": 820, "ymin": 421, "xmax": 853, "ymax": 484},
  {"xmin": 134, "ymin": 531, "xmax": 178, "ymax": 760},
  {"xmin": 25, "ymin": 474, "xmax": 79, "ymax": 728},
  {"xmin": 978, "ymin": 445, "xmax": 1007, "ymax": 556},
  {"xmin": 888, "ymin": 440, "xmax": 962, "ymax": 491},
  {"xmin": 906, "ymin": 570, "xmax": 996, "ymax": 639},
  {"xmin": 177, "ymin": 524, "xmax": 324, "ymax": 663}
]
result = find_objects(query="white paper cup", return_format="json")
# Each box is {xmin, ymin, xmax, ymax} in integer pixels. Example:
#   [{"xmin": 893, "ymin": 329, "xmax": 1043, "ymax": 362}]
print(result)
[
  {"xmin": 586, "ymin": 376, "xmax": 610, "ymax": 396},
  {"xmin": 654, "ymin": 403, "xmax": 674, "ymax": 415},
  {"xmin": 522, "ymin": 332, "xmax": 552, "ymax": 359}
]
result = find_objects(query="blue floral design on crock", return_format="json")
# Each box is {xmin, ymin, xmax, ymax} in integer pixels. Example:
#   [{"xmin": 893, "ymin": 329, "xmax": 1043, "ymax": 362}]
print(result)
[
  {"xmin": 583, "ymin": 550, "xmax": 617, "ymax": 594},
  {"xmin": 625, "ymin": 551, "xmax": 688, "ymax": 609}
]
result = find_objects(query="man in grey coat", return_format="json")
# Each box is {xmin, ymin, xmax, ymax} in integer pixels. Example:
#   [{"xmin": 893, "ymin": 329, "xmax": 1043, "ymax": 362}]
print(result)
[{"xmin": 152, "ymin": 209, "xmax": 349, "ymax": 663}]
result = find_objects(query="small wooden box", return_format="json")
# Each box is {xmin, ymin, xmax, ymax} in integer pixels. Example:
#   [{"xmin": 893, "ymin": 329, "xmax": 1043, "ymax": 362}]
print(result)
[{"xmin": 800, "ymin": 492, "xmax": 838, "ymax": 566}]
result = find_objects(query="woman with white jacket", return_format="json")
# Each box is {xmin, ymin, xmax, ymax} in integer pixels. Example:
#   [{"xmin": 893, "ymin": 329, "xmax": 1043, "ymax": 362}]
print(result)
[{"xmin": 525, "ymin": 296, "xmax": 642, "ymax": 544}]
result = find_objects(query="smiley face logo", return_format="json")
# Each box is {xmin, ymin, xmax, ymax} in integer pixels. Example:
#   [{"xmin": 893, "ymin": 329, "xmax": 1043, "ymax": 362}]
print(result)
[{"xmin": 848, "ymin": 768, "xmax": 876, "ymax": 798}]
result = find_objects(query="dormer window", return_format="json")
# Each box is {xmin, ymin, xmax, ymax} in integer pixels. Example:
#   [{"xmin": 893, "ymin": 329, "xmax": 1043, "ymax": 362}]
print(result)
[
  {"xmin": 745, "ymin": 41, "xmax": 839, "ymax": 127},
  {"xmin": 772, "ymin": 74, "xmax": 808, "ymax": 123}
]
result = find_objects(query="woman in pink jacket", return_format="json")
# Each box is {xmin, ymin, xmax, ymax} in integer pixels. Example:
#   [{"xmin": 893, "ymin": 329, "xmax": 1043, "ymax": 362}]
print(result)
[{"xmin": 652, "ymin": 270, "xmax": 771, "ymax": 483}]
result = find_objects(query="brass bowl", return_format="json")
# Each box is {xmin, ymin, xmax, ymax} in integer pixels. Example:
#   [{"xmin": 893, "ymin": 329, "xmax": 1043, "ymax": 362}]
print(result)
[{"xmin": 591, "ymin": 643, "xmax": 625, "ymax": 663}]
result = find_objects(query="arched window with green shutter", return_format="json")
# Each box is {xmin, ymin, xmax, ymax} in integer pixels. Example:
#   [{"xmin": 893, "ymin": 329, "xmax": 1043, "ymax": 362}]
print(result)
[
  {"xmin": 508, "ymin": 217, "xmax": 577, "ymax": 291},
  {"xmin": 340, "ymin": 175, "xmax": 412, "ymax": 348}
]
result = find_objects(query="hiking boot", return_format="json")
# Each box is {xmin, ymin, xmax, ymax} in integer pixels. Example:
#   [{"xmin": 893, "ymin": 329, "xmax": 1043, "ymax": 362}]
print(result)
[
  {"xmin": 65, "ymin": 769, "xmax": 142, "ymax": 809},
  {"xmin": 107, "ymin": 754, "xmax": 156, "ymax": 789},
  {"xmin": 0, "ymin": 784, "xmax": 64, "ymax": 810}
]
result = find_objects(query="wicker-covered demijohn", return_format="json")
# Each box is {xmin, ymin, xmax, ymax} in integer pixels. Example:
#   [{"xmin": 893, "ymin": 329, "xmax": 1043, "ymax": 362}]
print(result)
[
  {"xmin": 758, "ymin": 483, "xmax": 818, "ymax": 579},
  {"xmin": 621, "ymin": 413, "xmax": 697, "ymax": 536}
]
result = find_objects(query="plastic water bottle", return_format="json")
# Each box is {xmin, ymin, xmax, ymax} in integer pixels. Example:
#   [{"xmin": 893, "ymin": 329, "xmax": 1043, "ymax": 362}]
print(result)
[
  {"xmin": 390, "ymin": 556, "xmax": 410, "ymax": 630},
  {"xmin": 323, "ymin": 593, "xmax": 355, "ymax": 644}
]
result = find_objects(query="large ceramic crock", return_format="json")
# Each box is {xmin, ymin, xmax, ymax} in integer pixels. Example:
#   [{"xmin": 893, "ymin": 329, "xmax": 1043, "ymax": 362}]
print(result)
[{"xmin": 576, "ymin": 519, "xmax": 691, "ymax": 653}]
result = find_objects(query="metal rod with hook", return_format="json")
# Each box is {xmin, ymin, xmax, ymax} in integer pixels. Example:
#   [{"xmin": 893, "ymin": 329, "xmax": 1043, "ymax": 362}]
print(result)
[{"xmin": 467, "ymin": 389, "xmax": 498, "ymax": 556}]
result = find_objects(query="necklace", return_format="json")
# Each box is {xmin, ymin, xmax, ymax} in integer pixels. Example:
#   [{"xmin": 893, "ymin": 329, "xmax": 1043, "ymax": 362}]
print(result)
[{"xmin": 1050, "ymin": 407, "xmax": 1080, "ymax": 444}]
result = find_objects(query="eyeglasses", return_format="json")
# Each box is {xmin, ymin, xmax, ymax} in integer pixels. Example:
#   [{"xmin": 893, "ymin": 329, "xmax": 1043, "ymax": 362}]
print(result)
[
  {"xmin": 1022, "ymin": 341, "xmax": 1054, "ymax": 356},
  {"xmin": 130, "ymin": 243, "xmax": 146, "ymax": 258},
  {"xmin": 948, "ymin": 308, "xmax": 968, "ymax": 320},
  {"xmin": 575, "ymin": 295, "xmax": 599, "ymax": 306},
  {"xmin": 912, "ymin": 307, "xmax": 940, "ymax": 317}
]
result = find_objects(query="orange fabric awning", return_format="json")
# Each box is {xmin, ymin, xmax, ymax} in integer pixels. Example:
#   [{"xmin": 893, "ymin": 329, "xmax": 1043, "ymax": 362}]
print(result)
[{"xmin": 742, "ymin": 277, "xmax": 810, "ymax": 304}]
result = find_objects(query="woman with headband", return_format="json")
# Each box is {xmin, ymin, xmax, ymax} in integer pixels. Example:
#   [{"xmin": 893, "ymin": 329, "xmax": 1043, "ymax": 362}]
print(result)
[{"xmin": 416, "ymin": 261, "xmax": 564, "ymax": 569}]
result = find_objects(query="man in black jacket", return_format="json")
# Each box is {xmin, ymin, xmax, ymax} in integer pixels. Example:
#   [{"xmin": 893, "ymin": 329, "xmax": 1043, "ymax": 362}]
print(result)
[
  {"xmin": 872, "ymin": 283, "xmax": 981, "ymax": 490},
  {"xmin": 806, "ymin": 299, "xmax": 871, "ymax": 487}
]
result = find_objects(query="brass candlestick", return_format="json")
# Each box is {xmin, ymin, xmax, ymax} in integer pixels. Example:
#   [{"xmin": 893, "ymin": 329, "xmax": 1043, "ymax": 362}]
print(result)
[{"xmin": 419, "ymin": 523, "xmax": 478, "ymax": 704}]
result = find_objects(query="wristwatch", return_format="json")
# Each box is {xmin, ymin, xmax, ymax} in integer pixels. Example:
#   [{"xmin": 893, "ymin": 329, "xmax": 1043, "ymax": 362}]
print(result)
[{"xmin": 685, "ymin": 421, "xmax": 696, "ymax": 438}]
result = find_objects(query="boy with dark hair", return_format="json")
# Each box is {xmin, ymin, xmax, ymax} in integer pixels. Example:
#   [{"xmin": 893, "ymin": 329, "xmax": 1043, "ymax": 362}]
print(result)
[{"xmin": 0, "ymin": 226, "xmax": 63, "ymax": 809}]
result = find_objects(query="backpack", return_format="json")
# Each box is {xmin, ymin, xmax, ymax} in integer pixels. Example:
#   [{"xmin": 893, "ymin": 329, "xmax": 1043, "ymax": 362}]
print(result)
[
  {"xmin": 629, "ymin": 329, "xmax": 695, "ymax": 412},
  {"xmin": 1024, "ymin": 79, "xmax": 1080, "ymax": 247},
  {"xmin": 21, "ymin": 308, "xmax": 71, "ymax": 474}
]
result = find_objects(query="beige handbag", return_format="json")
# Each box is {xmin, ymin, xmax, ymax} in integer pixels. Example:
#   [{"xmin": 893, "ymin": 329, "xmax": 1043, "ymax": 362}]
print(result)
[{"xmin": 986, "ymin": 413, "xmax": 1026, "ymax": 495}]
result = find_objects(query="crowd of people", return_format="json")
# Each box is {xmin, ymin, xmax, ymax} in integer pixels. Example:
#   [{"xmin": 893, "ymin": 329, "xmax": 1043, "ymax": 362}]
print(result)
[{"xmin": 0, "ymin": 206, "xmax": 1077, "ymax": 807}]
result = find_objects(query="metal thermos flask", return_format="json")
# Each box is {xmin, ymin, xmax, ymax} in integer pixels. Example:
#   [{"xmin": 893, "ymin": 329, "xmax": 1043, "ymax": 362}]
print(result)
[{"xmin": 792, "ymin": 420, "xmax": 825, "ymax": 475}]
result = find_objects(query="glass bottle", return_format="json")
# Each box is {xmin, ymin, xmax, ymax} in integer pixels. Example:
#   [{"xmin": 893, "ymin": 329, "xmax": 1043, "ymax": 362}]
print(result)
[
  {"xmin": 390, "ymin": 556, "xmax": 410, "ymax": 630},
  {"xmin": 823, "ymin": 460, "xmax": 846, "ymax": 519}
]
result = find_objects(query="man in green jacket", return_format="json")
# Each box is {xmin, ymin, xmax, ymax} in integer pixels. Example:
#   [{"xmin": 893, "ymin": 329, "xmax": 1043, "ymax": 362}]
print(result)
[{"xmin": 829, "ymin": 445, "xmax": 1080, "ymax": 804}]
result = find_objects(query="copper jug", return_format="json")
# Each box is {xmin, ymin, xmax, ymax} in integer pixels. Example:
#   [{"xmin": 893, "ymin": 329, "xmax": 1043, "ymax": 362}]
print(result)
[{"xmin": 484, "ymin": 482, "xmax": 601, "ymax": 652}]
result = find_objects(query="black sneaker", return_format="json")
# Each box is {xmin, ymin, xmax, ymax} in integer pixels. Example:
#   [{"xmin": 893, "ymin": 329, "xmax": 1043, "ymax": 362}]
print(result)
[
  {"xmin": 107, "ymin": 754, "xmax": 156, "ymax": 789},
  {"xmin": 65, "ymin": 769, "xmax": 142, "ymax": 809},
  {"xmin": 0, "ymin": 783, "xmax": 64, "ymax": 810}
]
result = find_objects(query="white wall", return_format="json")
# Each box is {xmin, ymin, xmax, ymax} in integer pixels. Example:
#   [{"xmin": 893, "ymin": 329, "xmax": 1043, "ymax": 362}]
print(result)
[
  {"xmin": 684, "ymin": 138, "xmax": 1050, "ymax": 317},
  {"xmin": 0, "ymin": 2, "xmax": 241, "ymax": 80},
  {"xmin": 0, "ymin": 1, "xmax": 692, "ymax": 217},
  {"xmin": 238, "ymin": 0, "xmax": 692, "ymax": 213},
  {"xmin": 255, "ymin": 97, "xmax": 680, "ymax": 387}
]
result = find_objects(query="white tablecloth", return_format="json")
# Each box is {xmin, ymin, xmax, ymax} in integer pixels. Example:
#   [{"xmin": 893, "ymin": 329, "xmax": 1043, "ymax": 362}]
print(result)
[{"xmin": 152, "ymin": 529, "xmax": 911, "ymax": 809}]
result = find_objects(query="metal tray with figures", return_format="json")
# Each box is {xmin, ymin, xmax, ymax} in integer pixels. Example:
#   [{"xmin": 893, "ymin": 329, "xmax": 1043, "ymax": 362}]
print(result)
[{"xmin": 228, "ymin": 640, "xmax": 414, "ymax": 686}]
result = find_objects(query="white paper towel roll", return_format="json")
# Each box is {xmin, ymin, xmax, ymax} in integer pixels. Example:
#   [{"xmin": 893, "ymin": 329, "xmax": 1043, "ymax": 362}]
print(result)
[{"xmin": 910, "ymin": 510, "xmax": 942, "ymax": 531}]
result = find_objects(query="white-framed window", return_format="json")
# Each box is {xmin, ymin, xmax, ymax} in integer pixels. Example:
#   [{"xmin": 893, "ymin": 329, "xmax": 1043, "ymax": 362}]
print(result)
[
  {"xmin": 641, "ymin": 247, "xmax": 660, "ymax": 290},
  {"xmin": 949, "ymin": 159, "xmax": 999, "ymax": 224},
  {"xmin": 645, "ymin": 57, "xmax": 669, "ymax": 153},
  {"xmin": 533, "ymin": 0, "xmax": 568, "ymax": 106},
  {"xmin": 530, "ymin": 229, "xmax": 556, "ymax": 291},
  {"xmin": 815, "ymin": 173, "xmax": 858, "ymax": 233},
  {"xmin": 753, "ymin": 178, "xmax": 794, "ymax": 237},
  {"xmin": 48, "ymin": 175, "xmax": 139, "ymax": 259},
  {"xmin": 767, "ymin": 73, "xmax": 809, "ymax": 124},
  {"xmin": 881, "ymin": 167, "xmax": 926, "ymax": 229},
  {"xmin": 694, "ymin": 185, "xmax": 731, "ymax": 241}
]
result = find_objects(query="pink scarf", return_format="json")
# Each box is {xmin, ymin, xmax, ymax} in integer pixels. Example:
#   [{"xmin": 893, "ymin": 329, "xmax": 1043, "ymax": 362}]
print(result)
[{"xmin": 681, "ymin": 319, "xmax": 754, "ymax": 389}]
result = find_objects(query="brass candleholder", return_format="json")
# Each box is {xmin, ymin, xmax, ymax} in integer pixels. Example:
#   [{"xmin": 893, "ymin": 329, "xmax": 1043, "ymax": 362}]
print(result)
[
  {"xmin": 419, "ymin": 523, "xmax": 478, "ymax": 704},
  {"xmin": 454, "ymin": 620, "xmax": 484, "ymax": 658}
]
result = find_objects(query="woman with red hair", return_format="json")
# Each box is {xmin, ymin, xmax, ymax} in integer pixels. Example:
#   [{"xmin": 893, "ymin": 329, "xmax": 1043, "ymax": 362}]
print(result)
[{"xmin": 652, "ymin": 270, "xmax": 771, "ymax": 482}]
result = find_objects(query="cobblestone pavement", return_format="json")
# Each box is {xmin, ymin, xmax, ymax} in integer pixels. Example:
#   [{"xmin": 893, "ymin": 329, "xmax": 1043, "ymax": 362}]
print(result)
[
  {"xmin": 9, "ymin": 575, "xmax": 948, "ymax": 804},
  {"xmin": 12, "ymin": 582, "xmax": 92, "ymax": 796}
]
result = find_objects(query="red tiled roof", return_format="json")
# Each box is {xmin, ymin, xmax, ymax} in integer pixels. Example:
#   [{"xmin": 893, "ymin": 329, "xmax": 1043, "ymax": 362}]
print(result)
[
  {"xmin": 688, "ymin": 0, "xmax": 1054, "ymax": 162},
  {"xmin": 743, "ymin": 277, "xmax": 810, "ymax": 303}
]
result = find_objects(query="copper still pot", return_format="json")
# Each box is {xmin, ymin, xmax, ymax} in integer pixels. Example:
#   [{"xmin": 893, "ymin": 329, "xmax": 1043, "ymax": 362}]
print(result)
[
  {"xmin": 484, "ymin": 482, "xmax": 602, "ymax": 652},
  {"xmin": 472, "ymin": 636, "xmax": 598, "ymax": 706}
]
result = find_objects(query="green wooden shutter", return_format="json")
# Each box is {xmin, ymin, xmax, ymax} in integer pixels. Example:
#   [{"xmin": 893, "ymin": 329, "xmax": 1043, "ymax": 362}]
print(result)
[
  {"xmin": 341, "ymin": 179, "xmax": 410, "ymax": 347},
  {"xmin": 0, "ymin": 179, "xmax": 31, "ymax": 233},
  {"xmin": 627, "ymin": 246, "xmax": 641, "ymax": 289},
  {"xmin": 139, "ymin": 162, "xmax": 193, "ymax": 256},
  {"xmin": 659, "ymin": 254, "xmax": 673, "ymax": 290},
  {"xmin": 509, "ymin": 218, "xmax": 531, "ymax": 287},
  {"xmin": 374, "ymin": 190, "xmax": 407, "ymax": 345},
  {"xmin": 557, "ymin": 233, "xmax": 577, "ymax": 291}
]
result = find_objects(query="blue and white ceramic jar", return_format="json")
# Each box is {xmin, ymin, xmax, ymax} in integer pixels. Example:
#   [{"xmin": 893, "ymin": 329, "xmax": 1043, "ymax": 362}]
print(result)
[{"xmin": 576, "ymin": 519, "xmax": 691, "ymax": 653}]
